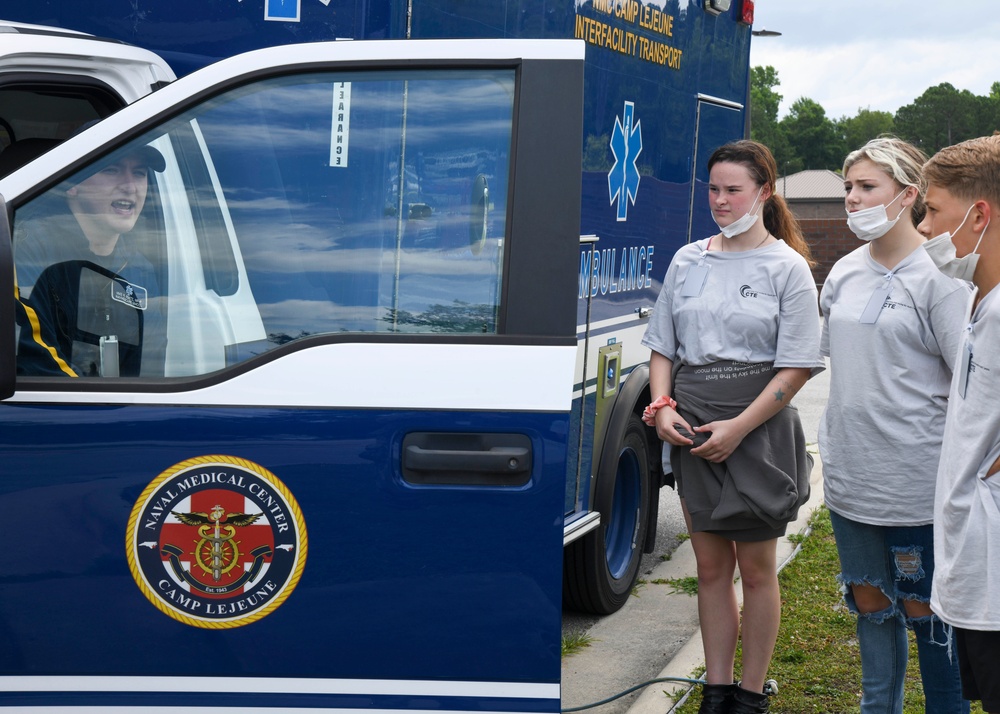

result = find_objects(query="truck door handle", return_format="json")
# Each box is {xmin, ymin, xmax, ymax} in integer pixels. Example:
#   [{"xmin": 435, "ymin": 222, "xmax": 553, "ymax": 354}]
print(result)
[
  {"xmin": 406, "ymin": 445, "xmax": 529, "ymax": 473},
  {"xmin": 401, "ymin": 432, "xmax": 532, "ymax": 486}
]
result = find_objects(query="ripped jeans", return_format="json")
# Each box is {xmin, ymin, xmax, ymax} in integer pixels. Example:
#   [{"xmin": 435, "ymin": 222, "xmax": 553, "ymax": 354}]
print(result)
[{"xmin": 829, "ymin": 510, "xmax": 968, "ymax": 714}]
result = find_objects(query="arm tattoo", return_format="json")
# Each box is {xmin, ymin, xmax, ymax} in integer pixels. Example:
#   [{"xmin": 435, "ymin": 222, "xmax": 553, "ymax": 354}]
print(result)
[{"xmin": 772, "ymin": 376, "xmax": 796, "ymax": 403}]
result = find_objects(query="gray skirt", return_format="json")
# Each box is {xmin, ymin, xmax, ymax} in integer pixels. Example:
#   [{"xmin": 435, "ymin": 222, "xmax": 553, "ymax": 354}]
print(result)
[{"xmin": 671, "ymin": 360, "xmax": 812, "ymax": 542}]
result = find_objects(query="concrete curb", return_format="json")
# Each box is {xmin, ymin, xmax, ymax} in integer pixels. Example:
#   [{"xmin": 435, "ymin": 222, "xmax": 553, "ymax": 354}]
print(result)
[{"xmin": 628, "ymin": 450, "xmax": 826, "ymax": 714}]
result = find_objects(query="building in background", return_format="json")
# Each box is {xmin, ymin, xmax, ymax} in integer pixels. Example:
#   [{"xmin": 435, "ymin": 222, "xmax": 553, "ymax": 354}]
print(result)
[{"xmin": 777, "ymin": 169, "xmax": 854, "ymax": 287}]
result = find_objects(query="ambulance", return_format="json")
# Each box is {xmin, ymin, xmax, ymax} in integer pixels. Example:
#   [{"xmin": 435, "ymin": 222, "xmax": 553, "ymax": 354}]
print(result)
[
  {"xmin": 0, "ymin": 0, "xmax": 756, "ymax": 707},
  {"xmin": 0, "ymin": 35, "xmax": 584, "ymax": 711},
  {"xmin": 0, "ymin": 0, "xmax": 755, "ymax": 618}
]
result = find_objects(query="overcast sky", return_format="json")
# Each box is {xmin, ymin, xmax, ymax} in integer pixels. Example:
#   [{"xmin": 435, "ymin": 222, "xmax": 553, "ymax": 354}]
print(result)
[{"xmin": 748, "ymin": 0, "xmax": 1000, "ymax": 121}]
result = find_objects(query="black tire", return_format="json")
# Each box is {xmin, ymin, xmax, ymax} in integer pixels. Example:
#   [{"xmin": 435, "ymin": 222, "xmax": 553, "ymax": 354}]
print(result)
[{"xmin": 563, "ymin": 413, "xmax": 652, "ymax": 614}]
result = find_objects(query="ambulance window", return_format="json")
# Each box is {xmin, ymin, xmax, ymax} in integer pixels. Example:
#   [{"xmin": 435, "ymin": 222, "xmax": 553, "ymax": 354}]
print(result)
[
  {"xmin": 0, "ymin": 83, "xmax": 123, "ymax": 178},
  {"xmin": 13, "ymin": 141, "xmax": 168, "ymax": 378},
  {"xmin": 191, "ymin": 70, "xmax": 514, "ymax": 343},
  {"xmin": 13, "ymin": 68, "xmax": 516, "ymax": 379}
]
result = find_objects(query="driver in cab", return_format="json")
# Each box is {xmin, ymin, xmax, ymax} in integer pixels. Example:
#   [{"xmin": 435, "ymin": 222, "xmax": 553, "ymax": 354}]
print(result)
[{"xmin": 14, "ymin": 141, "xmax": 167, "ymax": 377}]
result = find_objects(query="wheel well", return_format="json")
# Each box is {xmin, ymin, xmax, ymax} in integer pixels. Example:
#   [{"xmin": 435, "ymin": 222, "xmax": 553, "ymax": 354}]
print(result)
[
  {"xmin": 594, "ymin": 362, "xmax": 667, "ymax": 553},
  {"xmin": 602, "ymin": 362, "xmax": 661, "ymax": 486},
  {"xmin": 631, "ymin": 380, "xmax": 661, "ymax": 485}
]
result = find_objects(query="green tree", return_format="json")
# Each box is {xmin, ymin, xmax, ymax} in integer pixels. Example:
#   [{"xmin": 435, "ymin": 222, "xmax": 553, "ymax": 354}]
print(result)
[
  {"xmin": 894, "ymin": 83, "xmax": 980, "ymax": 154},
  {"xmin": 749, "ymin": 65, "xmax": 795, "ymax": 175},
  {"xmin": 780, "ymin": 97, "xmax": 844, "ymax": 171},
  {"xmin": 975, "ymin": 81, "xmax": 1000, "ymax": 138},
  {"xmin": 749, "ymin": 66, "xmax": 781, "ymax": 140},
  {"xmin": 837, "ymin": 108, "xmax": 895, "ymax": 154}
]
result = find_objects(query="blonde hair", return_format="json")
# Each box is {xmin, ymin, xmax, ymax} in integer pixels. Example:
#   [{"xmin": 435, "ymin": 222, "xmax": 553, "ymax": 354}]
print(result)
[
  {"xmin": 843, "ymin": 136, "xmax": 927, "ymax": 224},
  {"xmin": 923, "ymin": 134, "xmax": 1000, "ymax": 209},
  {"xmin": 708, "ymin": 140, "xmax": 814, "ymax": 266}
]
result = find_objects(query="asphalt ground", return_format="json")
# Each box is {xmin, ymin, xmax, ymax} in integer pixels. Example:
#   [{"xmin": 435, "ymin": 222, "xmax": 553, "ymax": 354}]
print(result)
[{"xmin": 560, "ymin": 364, "xmax": 831, "ymax": 714}]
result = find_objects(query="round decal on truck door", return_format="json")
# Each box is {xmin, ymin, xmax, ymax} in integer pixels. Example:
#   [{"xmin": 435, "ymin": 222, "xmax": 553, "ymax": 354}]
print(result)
[{"xmin": 126, "ymin": 455, "xmax": 307, "ymax": 629}]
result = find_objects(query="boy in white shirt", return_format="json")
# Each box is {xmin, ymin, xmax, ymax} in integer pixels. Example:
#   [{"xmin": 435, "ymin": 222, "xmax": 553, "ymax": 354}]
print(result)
[{"xmin": 920, "ymin": 134, "xmax": 1000, "ymax": 714}]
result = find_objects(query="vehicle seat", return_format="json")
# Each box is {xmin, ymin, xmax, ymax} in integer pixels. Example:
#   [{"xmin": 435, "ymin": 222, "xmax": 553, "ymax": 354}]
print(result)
[{"xmin": 0, "ymin": 138, "xmax": 60, "ymax": 178}]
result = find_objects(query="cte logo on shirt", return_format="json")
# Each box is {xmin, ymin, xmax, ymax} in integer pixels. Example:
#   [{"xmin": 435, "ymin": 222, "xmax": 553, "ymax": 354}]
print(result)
[
  {"xmin": 739, "ymin": 284, "xmax": 776, "ymax": 299},
  {"xmin": 881, "ymin": 298, "xmax": 915, "ymax": 312}
]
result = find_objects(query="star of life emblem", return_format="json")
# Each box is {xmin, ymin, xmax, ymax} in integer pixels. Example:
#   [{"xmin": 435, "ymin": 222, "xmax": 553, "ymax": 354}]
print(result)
[
  {"xmin": 126, "ymin": 455, "xmax": 307, "ymax": 629},
  {"xmin": 608, "ymin": 100, "xmax": 642, "ymax": 222}
]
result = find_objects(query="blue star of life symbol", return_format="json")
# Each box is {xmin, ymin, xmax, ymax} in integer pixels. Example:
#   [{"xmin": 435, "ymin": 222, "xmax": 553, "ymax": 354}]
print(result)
[{"xmin": 608, "ymin": 101, "xmax": 642, "ymax": 222}]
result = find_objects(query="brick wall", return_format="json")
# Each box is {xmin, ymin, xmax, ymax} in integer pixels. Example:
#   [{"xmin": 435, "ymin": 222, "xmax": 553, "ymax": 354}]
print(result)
[
  {"xmin": 799, "ymin": 217, "xmax": 856, "ymax": 289},
  {"xmin": 786, "ymin": 200, "xmax": 844, "ymax": 221}
]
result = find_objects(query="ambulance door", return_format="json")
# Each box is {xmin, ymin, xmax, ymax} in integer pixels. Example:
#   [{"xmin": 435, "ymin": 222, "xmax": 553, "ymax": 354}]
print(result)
[{"xmin": 0, "ymin": 39, "xmax": 583, "ymax": 712}]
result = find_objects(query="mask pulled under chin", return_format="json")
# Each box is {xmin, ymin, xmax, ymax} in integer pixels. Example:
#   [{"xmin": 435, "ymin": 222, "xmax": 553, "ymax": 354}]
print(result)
[
  {"xmin": 925, "ymin": 234, "xmax": 978, "ymax": 281},
  {"xmin": 923, "ymin": 204, "xmax": 987, "ymax": 282},
  {"xmin": 719, "ymin": 212, "xmax": 759, "ymax": 238},
  {"xmin": 715, "ymin": 186, "xmax": 763, "ymax": 239}
]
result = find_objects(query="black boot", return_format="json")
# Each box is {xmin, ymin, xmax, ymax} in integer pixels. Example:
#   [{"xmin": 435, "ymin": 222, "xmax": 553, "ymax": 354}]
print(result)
[
  {"xmin": 697, "ymin": 682, "xmax": 736, "ymax": 714},
  {"xmin": 728, "ymin": 682, "xmax": 773, "ymax": 714}
]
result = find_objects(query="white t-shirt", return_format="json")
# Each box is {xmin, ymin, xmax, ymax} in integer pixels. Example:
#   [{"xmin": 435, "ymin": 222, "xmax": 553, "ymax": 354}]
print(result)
[
  {"xmin": 932, "ymin": 286, "xmax": 1000, "ymax": 630},
  {"xmin": 818, "ymin": 244, "xmax": 969, "ymax": 526},
  {"xmin": 642, "ymin": 237, "xmax": 823, "ymax": 370}
]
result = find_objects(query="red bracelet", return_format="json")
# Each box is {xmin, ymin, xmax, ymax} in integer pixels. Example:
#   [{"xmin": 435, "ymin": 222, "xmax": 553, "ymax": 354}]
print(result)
[{"xmin": 641, "ymin": 395, "xmax": 677, "ymax": 426}]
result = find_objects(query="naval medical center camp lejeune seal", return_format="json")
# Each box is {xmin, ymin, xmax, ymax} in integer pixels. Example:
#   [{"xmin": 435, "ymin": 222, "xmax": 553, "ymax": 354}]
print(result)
[{"xmin": 126, "ymin": 455, "xmax": 307, "ymax": 629}]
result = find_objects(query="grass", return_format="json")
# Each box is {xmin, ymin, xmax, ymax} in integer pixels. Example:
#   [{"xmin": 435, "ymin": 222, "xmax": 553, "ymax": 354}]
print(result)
[
  {"xmin": 562, "ymin": 631, "xmax": 595, "ymax": 658},
  {"xmin": 636, "ymin": 575, "xmax": 700, "ymax": 598},
  {"xmin": 648, "ymin": 576, "xmax": 699, "ymax": 596},
  {"xmin": 671, "ymin": 506, "xmax": 983, "ymax": 714}
]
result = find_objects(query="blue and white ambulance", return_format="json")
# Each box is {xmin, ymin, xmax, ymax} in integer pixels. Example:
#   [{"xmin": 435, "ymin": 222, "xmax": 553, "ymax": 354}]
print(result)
[
  {"xmin": 0, "ymin": 37, "xmax": 584, "ymax": 710},
  {"xmin": 0, "ymin": 0, "xmax": 756, "ymax": 704}
]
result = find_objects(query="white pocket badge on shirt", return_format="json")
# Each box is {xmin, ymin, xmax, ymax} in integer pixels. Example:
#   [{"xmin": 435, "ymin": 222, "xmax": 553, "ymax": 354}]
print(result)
[
  {"xmin": 958, "ymin": 341, "xmax": 973, "ymax": 399},
  {"xmin": 859, "ymin": 284, "xmax": 891, "ymax": 324},
  {"xmin": 680, "ymin": 264, "xmax": 710, "ymax": 298}
]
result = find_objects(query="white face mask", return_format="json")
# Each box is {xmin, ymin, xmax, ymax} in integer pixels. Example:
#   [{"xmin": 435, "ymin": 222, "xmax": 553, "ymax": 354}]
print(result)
[
  {"xmin": 845, "ymin": 187, "xmax": 908, "ymax": 242},
  {"xmin": 924, "ymin": 203, "xmax": 988, "ymax": 281},
  {"xmin": 716, "ymin": 186, "xmax": 764, "ymax": 239}
]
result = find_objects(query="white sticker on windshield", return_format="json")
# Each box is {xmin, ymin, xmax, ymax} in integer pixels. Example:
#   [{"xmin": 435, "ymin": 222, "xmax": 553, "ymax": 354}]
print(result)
[{"xmin": 330, "ymin": 81, "xmax": 352, "ymax": 168}]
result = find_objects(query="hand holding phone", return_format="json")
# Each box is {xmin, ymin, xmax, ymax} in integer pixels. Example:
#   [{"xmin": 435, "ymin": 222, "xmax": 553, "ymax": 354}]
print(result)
[{"xmin": 673, "ymin": 423, "xmax": 710, "ymax": 447}]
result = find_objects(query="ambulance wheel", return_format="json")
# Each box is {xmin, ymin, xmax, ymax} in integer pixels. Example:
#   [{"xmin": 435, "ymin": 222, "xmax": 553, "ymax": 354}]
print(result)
[{"xmin": 564, "ymin": 413, "xmax": 651, "ymax": 615}]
